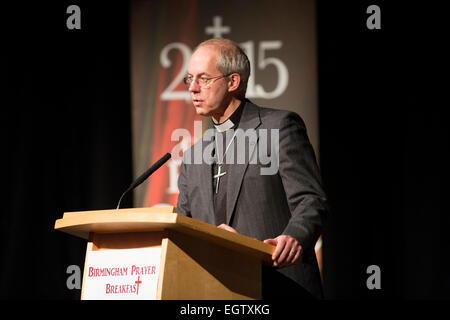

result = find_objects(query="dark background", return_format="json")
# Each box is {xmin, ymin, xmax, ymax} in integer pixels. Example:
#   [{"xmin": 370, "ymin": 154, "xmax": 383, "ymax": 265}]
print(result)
[{"xmin": 2, "ymin": 0, "xmax": 447, "ymax": 301}]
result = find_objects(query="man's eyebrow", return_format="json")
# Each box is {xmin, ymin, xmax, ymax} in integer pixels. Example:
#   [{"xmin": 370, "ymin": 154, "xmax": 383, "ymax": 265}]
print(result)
[{"xmin": 186, "ymin": 72, "xmax": 208, "ymax": 77}]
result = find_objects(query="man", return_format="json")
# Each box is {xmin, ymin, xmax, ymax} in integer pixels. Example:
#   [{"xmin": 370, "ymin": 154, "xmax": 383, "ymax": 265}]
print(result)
[{"xmin": 176, "ymin": 38, "xmax": 328, "ymax": 299}]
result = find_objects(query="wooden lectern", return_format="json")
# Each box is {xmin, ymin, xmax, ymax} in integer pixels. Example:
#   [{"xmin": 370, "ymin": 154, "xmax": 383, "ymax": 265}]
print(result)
[{"xmin": 54, "ymin": 206, "xmax": 274, "ymax": 300}]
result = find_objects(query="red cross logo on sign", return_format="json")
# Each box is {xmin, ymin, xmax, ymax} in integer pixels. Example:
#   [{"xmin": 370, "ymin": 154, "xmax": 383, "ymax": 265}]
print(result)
[{"xmin": 135, "ymin": 276, "xmax": 142, "ymax": 295}]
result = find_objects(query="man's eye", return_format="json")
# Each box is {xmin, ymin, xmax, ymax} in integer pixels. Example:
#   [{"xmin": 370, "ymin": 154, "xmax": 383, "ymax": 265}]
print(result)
[{"xmin": 199, "ymin": 77, "xmax": 209, "ymax": 83}]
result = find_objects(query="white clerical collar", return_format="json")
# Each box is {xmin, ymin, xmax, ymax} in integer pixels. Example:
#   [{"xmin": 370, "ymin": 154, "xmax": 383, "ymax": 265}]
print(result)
[{"xmin": 213, "ymin": 118, "xmax": 234, "ymax": 132}]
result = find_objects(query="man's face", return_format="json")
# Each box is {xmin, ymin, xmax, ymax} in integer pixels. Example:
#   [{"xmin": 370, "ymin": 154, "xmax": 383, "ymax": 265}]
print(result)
[{"xmin": 187, "ymin": 45, "xmax": 230, "ymax": 118}]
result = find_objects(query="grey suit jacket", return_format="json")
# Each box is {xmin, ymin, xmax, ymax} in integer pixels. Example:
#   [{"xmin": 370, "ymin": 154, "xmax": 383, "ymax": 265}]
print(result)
[{"xmin": 176, "ymin": 100, "xmax": 328, "ymax": 299}]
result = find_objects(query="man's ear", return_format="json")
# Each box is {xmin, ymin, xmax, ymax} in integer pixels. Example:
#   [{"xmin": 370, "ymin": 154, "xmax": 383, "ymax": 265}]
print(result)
[{"xmin": 227, "ymin": 73, "xmax": 241, "ymax": 93}]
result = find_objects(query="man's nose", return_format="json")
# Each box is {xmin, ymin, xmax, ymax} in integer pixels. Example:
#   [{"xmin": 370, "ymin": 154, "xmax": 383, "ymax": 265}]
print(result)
[{"xmin": 188, "ymin": 80, "xmax": 200, "ymax": 92}]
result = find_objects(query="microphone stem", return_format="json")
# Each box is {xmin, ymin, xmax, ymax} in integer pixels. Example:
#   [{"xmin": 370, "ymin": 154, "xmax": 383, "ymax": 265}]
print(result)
[{"xmin": 116, "ymin": 191, "xmax": 126, "ymax": 210}]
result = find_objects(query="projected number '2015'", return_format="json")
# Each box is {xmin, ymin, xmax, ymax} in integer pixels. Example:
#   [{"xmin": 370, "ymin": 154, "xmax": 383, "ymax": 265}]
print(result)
[{"xmin": 159, "ymin": 41, "xmax": 289, "ymax": 101}]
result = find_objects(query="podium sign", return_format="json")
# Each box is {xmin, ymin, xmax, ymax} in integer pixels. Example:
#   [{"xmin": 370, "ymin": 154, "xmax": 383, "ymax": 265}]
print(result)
[{"xmin": 82, "ymin": 247, "xmax": 162, "ymax": 300}]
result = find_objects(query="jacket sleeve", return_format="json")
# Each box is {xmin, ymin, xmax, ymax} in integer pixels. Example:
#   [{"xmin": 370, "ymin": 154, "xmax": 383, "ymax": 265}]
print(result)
[
  {"xmin": 175, "ymin": 156, "xmax": 191, "ymax": 217},
  {"xmin": 277, "ymin": 112, "xmax": 329, "ymax": 251}
]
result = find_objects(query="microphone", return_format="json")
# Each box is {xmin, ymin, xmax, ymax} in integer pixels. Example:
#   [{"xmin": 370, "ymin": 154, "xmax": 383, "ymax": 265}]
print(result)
[{"xmin": 116, "ymin": 153, "xmax": 171, "ymax": 209}]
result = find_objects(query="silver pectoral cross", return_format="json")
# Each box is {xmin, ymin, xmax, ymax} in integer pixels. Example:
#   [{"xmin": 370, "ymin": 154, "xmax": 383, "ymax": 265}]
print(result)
[{"xmin": 213, "ymin": 164, "xmax": 226, "ymax": 194}]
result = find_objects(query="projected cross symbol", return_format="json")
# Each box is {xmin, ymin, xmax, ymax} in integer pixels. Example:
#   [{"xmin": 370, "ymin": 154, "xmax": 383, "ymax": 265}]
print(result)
[{"xmin": 205, "ymin": 16, "xmax": 231, "ymax": 38}]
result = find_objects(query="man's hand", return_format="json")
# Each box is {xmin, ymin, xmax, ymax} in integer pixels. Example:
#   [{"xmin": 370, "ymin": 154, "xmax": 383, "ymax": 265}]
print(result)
[
  {"xmin": 217, "ymin": 224, "xmax": 238, "ymax": 233},
  {"xmin": 264, "ymin": 235, "xmax": 302, "ymax": 268}
]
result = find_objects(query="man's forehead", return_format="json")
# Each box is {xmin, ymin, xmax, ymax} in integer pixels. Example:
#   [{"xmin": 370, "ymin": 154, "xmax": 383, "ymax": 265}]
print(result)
[{"xmin": 188, "ymin": 46, "xmax": 220, "ymax": 74}]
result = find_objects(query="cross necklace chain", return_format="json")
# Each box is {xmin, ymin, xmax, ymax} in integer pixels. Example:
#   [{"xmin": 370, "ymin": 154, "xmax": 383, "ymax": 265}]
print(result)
[{"xmin": 213, "ymin": 130, "xmax": 238, "ymax": 194}]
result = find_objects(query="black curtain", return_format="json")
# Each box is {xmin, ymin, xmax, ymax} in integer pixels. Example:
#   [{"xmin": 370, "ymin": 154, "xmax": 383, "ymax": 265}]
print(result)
[
  {"xmin": 317, "ymin": 1, "xmax": 449, "ymax": 298},
  {"xmin": 2, "ymin": 2, "xmax": 132, "ymax": 299}
]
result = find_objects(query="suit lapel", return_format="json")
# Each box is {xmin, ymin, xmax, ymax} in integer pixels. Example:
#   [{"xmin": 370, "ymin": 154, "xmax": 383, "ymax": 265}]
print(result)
[
  {"xmin": 226, "ymin": 101, "xmax": 261, "ymax": 225},
  {"xmin": 201, "ymin": 140, "xmax": 215, "ymax": 220}
]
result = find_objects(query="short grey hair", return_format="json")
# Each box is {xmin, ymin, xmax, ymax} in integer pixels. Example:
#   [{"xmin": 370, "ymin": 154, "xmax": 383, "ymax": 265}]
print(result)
[{"xmin": 196, "ymin": 38, "xmax": 250, "ymax": 100}]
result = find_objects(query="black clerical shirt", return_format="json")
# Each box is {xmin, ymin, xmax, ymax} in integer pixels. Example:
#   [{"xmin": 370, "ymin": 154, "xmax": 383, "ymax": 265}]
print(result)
[{"xmin": 211, "ymin": 102, "xmax": 245, "ymax": 226}]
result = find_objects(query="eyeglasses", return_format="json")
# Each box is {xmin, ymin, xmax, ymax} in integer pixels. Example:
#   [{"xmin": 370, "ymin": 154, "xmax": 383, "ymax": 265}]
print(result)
[{"xmin": 183, "ymin": 74, "xmax": 231, "ymax": 88}]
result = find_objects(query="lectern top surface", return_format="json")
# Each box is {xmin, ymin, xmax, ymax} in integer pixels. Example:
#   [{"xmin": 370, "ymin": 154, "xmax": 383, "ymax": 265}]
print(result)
[{"xmin": 54, "ymin": 207, "xmax": 274, "ymax": 264}]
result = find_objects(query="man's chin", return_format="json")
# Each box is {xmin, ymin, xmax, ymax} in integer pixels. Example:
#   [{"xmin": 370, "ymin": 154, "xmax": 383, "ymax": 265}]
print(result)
[{"xmin": 194, "ymin": 106, "xmax": 211, "ymax": 117}]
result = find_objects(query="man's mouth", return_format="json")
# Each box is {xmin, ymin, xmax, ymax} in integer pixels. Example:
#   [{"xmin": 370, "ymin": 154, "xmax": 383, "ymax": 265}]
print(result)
[{"xmin": 192, "ymin": 99, "xmax": 203, "ymax": 106}]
